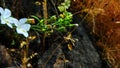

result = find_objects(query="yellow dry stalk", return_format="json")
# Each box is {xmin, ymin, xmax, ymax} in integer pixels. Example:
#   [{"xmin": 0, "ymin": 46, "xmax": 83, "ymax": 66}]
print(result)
[{"xmin": 64, "ymin": 33, "xmax": 77, "ymax": 51}]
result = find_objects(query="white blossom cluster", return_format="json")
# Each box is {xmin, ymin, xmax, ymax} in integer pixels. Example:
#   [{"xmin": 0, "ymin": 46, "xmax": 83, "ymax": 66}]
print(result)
[{"xmin": 0, "ymin": 7, "xmax": 31, "ymax": 37}]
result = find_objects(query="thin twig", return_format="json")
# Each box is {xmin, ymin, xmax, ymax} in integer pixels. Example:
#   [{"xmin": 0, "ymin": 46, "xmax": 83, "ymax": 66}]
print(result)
[
  {"xmin": 92, "ymin": 13, "xmax": 96, "ymax": 33},
  {"xmin": 42, "ymin": 0, "xmax": 48, "ymax": 19},
  {"xmin": 2, "ymin": 0, "xmax": 6, "ymax": 8},
  {"xmin": 50, "ymin": 0, "xmax": 59, "ymax": 17},
  {"xmin": 43, "ymin": 42, "xmax": 64, "ymax": 67}
]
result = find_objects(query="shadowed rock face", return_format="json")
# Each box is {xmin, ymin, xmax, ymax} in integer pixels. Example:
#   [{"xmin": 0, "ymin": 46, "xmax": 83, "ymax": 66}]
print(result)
[
  {"xmin": 67, "ymin": 16, "xmax": 102, "ymax": 68},
  {"xmin": 0, "ymin": 45, "xmax": 12, "ymax": 68},
  {"xmin": 37, "ymin": 15, "xmax": 102, "ymax": 68}
]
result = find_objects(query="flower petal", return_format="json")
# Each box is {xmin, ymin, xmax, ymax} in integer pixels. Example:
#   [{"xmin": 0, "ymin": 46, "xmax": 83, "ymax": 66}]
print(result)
[
  {"xmin": 20, "ymin": 24, "xmax": 31, "ymax": 31},
  {"xmin": 7, "ymin": 17, "xmax": 19, "ymax": 26},
  {"xmin": 0, "ymin": 7, "xmax": 4, "ymax": 14},
  {"xmin": 19, "ymin": 18, "xmax": 27, "ymax": 24},
  {"xmin": 22, "ymin": 32, "xmax": 28, "ymax": 37},
  {"xmin": 16, "ymin": 28, "xmax": 28, "ymax": 37},
  {"xmin": 3, "ymin": 8, "xmax": 11, "ymax": 18},
  {"xmin": 6, "ymin": 22, "xmax": 13, "ymax": 28},
  {"xmin": 1, "ymin": 17, "xmax": 13, "ymax": 28},
  {"xmin": 1, "ymin": 17, "xmax": 6, "ymax": 24}
]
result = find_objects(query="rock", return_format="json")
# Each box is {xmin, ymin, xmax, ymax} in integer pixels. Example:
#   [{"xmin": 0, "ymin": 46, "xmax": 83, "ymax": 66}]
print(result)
[
  {"xmin": 37, "ymin": 15, "xmax": 102, "ymax": 68},
  {"xmin": 0, "ymin": 45, "xmax": 13, "ymax": 68}
]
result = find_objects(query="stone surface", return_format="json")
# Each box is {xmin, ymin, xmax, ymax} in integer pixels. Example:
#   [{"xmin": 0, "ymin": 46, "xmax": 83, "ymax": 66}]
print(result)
[{"xmin": 37, "ymin": 16, "xmax": 102, "ymax": 68}]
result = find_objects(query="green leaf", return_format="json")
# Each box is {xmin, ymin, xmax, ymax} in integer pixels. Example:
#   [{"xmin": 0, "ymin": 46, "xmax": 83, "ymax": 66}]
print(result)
[
  {"xmin": 31, "ymin": 15, "xmax": 40, "ymax": 21},
  {"xmin": 57, "ymin": 26, "xmax": 66, "ymax": 32},
  {"xmin": 42, "ymin": 28, "xmax": 47, "ymax": 32},
  {"xmin": 58, "ymin": 6, "xmax": 66, "ymax": 12},
  {"xmin": 11, "ymin": 40, "xmax": 16, "ymax": 45},
  {"xmin": 68, "ymin": 24, "xmax": 75, "ymax": 27}
]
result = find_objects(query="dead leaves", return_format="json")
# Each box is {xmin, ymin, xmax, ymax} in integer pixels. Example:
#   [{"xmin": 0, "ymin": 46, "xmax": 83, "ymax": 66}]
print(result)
[
  {"xmin": 82, "ymin": 8, "xmax": 105, "ymax": 16},
  {"xmin": 64, "ymin": 32, "xmax": 78, "ymax": 51}
]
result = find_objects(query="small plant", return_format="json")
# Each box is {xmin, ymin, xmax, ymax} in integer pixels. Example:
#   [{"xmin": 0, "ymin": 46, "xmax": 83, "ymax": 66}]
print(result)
[
  {"xmin": 0, "ymin": 7, "xmax": 34, "ymax": 68},
  {"xmin": 0, "ymin": 0, "xmax": 78, "ymax": 68},
  {"xmin": 31, "ymin": 0, "xmax": 77, "ymax": 35}
]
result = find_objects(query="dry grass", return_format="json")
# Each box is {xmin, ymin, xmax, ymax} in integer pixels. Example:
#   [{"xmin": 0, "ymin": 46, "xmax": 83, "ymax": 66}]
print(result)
[{"xmin": 70, "ymin": 0, "xmax": 120, "ymax": 67}]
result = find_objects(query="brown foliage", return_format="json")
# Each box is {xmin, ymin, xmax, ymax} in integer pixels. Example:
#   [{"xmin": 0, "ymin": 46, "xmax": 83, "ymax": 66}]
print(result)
[{"xmin": 70, "ymin": 0, "xmax": 120, "ymax": 67}]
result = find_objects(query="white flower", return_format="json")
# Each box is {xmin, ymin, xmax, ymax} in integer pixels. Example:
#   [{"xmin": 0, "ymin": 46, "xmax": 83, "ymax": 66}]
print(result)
[
  {"xmin": 0, "ymin": 7, "xmax": 31, "ymax": 37},
  {"xmin": 74, "ymin": 24, "xmax": 79, "ymax": 26},
  {"xmin": 15, "ymin": 18, "xmax": 31, "ymax": 37},
  {"xmin": 0, "ymin": 7, "xmax": 16, "ymax": 28}
]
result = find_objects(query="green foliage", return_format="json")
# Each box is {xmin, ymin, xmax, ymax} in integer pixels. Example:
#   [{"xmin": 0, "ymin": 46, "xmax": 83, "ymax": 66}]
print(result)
[
  {"xmin": 31, "ymin": 11, "xmax": 76, "ymax": 35},
  {"xmin": 31, "ymin": 15, "xmax": 54, "ymax": 35},
  {"xmin": 58, "ymin": 0, "xmax": 71, "ymax": 12},
  {"xmin": 53, "ymin": 12, "xmax": 74, "ymax": 32},
  {"xmin": 31, "ymin": 0, "xmax": 76, "ymax": 35}
]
